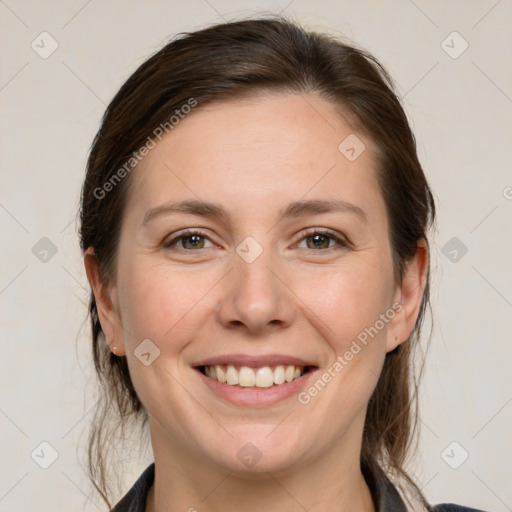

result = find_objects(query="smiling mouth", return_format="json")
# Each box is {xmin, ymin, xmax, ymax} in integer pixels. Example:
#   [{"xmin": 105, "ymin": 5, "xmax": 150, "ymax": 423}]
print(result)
[{"xmin": 197, "ymin": 364, "xmax": 316, "ymax": 389}]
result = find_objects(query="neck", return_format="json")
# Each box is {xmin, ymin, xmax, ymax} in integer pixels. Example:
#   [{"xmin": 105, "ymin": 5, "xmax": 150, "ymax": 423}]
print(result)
[{"xmin": 145, "ymin": 420, "xmax": 375, "ymax": 512}]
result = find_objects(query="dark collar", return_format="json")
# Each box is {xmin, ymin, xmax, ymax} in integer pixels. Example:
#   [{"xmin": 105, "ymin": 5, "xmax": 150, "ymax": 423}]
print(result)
[
  {"xmin": 112, "ymin": 463, "xmax": 155, "ymax": 512},
  {"xmin": 362, "ymin": 462, "xmax": 409, "ymax": 512},
  {"xmin": 113, "ymin": 462, "xmax": 408, "ymax": 512}
]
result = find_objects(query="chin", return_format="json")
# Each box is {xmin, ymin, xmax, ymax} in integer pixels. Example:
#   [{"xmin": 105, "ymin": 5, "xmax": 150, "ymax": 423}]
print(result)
[{"xmin": 199, "ymin": 426, "xmax": 310, "ymax": 475}]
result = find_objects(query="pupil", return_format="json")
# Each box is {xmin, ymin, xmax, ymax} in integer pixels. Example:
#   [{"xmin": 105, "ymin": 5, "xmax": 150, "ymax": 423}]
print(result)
[
  {"xmin": 185, "ymin": 235, "xmax": 203, "ymax": 248},
  {"xmin": 310, "ymin": 234, "xmax": 327, "ymax": 249}
]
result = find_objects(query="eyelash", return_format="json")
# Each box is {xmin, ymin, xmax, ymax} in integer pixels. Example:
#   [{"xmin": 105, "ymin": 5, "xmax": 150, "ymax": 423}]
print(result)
[
  {"xmin": 163, "ymin": 229, "xmax": 215, "ymax": 250},
  {"xmin": 297, "ymin": 228, "xmax": 349, "ymax": 250},
  {"xmin": 163, "ymin": 228, "xmax": 349, "ymax": 252}
]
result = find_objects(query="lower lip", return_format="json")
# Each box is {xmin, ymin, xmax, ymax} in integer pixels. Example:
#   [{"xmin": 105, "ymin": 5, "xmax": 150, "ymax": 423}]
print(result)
[{"xmin": 195, "ymin": 368, "xmax": 317, "ymax": 407}]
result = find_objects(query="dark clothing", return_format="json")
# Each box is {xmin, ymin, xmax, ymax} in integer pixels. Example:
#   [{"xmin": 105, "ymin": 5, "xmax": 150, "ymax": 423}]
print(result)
[{"xmin": 112, "ymin": 463, "xmax": 486, "ymax": 512}]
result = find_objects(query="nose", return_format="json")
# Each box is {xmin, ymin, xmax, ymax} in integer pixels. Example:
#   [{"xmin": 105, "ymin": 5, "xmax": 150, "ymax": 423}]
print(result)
[{"xmin": 216, "ymin": 249, "xmax": 296, "ymax": 335}]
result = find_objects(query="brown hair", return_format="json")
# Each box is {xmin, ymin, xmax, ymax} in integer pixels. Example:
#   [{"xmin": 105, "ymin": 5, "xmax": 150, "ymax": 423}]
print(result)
[{"xmin": 80, "ymin": 14, "xmax": 435, "ymax": 510}]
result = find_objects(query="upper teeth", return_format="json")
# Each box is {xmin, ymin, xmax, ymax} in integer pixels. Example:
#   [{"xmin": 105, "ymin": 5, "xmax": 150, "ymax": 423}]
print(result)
[{"xmin": 204, "ymin": 365, "xmax": 304, "ymax": 388}]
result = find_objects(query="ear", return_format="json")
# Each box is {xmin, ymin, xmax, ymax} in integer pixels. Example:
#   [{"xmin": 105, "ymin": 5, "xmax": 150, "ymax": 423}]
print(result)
[
  {"xmin": 386, "ymin": 239, "xmax": 429, "ymax": 352},
  {"xmin": 84, "ymin": 247, "xmax": 126, "ymax": 356}
]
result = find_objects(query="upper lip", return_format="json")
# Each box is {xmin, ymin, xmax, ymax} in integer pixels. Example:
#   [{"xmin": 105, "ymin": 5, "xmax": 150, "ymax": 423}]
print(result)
[{"xmin": 193, "ymin": 354, "xmax": 318, "ymax": 368}]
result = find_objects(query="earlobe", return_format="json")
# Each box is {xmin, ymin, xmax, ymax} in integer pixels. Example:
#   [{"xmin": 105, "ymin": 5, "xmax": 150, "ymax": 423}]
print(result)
[
  {"xmin": 386, "ymin": 240, "xmax": 429, "ymax": 353},
  {"xmin": 84, "ymin": 248, "xmax": 126, "ymax": 356}
]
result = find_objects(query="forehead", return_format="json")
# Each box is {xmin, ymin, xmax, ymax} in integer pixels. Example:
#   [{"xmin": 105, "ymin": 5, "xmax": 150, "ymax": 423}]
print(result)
[{"xmin": 126, "ymin": 92, "xmax": 385, "ymax": 223}]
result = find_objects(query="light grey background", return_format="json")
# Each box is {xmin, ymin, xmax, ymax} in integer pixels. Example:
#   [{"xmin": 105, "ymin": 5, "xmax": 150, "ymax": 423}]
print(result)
[{"xmin": 1, "ymin": 1, "xmax": 511, "ymax": 511}]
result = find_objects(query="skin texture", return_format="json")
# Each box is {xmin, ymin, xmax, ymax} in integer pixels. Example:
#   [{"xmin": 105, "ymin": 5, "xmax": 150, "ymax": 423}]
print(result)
[{"xmin": 85, "ymin": 92, "xmax": 427, "ymax": 512}]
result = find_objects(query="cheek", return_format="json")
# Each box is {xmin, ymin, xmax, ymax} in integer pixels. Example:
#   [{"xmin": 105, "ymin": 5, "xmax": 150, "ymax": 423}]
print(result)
[
  {"xmin": 117, "ymin": 260, "xmax": 210, "ymax": 349},
  {"xmin": 292, "ymin": 265, "xmax": 394, "ymax": 420},
  {"xmin": 293, "ymin": 259, "xmax": 395, "ymax": 348},
  {"xmin": 115, "ymin": 262, "xmax": 215, "ymax": 418}
]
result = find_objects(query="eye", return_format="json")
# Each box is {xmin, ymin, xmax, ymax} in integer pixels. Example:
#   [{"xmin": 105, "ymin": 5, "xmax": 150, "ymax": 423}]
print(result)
[
  {"xmin": 163, "ymin": 229, "xmax": 217, "ymax": 250},
  {"xmin": 296, "ymin": 228, "xmax": 349, "ymax": 251}
]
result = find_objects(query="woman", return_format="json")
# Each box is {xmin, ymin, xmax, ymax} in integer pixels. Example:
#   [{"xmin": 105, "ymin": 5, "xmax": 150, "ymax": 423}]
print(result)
[{"xmin": 80, "ymin": 16, "xmax": 485, "ymax": 512}]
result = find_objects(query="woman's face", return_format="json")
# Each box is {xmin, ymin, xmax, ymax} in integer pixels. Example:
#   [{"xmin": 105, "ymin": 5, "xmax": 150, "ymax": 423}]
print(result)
[{"xmin": 90, "ymin": 92, "xmax": 424, "ymax": 475}]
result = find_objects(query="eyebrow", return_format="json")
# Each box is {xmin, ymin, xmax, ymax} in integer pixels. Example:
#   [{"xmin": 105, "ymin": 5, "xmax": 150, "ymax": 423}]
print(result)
[
  {"xmin": 142, "ymin": 198, "xmax": 367, "ymax": 227},
  {"xmin": 142, "ymin": 199, "xmax": 231, "ymax": 227}
]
